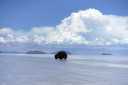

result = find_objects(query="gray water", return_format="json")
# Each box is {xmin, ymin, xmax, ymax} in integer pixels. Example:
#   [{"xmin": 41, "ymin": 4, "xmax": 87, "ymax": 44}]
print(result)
[{"xmin": 0, "ymin": 54, "xmax": 128, "ymax": 85}]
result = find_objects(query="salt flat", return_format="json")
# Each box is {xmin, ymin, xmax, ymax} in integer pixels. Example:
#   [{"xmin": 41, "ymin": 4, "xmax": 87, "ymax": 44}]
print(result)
[{"xmin": 0, "ymin": 54, "xmax": 128, "ymax": 85}]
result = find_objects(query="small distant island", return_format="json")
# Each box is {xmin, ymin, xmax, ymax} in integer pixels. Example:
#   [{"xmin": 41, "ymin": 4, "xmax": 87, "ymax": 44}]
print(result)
[
  {"xmin": 102, "ymin": 53, "xmax": 112, "ymax": 55},
  {"xmin": 52, "ymin": 51, "xmax": 72, "ymax": 55},
  {"xmin": 26, "ymin": 50, "xmax": 47, "ymax": 54}
]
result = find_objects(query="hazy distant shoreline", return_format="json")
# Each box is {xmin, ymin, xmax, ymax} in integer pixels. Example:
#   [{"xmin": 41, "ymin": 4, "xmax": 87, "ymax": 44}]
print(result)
[{"xmin": 0, "ymin": 49, "xmax": 128, "ymax": 56}]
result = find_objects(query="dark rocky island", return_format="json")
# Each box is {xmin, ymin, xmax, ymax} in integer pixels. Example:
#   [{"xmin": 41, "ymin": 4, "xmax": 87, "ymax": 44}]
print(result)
[
  {"xmin": 102, "ymin": 53, "xmax": 112, "ymax": 55},
  {"xmin": 55, "ymin": 51, "xmax": 67, "ymax": 59},
  {"xmin": 26, "ymin": 50, "xmax": 47, "ymax": 54}
]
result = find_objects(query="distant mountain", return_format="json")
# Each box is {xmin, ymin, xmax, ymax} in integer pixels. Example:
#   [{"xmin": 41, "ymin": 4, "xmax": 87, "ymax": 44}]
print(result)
[
  {"xmin": 51, "ymin": 51, "xmax": 72, "ymax": 55},
  {"xmin": 26, "ymin": 50, "xmax": 47, "ymax": 54},
  {"xmin": 0, "ymin": 51, "xmax": 2, "ymax": 53}
]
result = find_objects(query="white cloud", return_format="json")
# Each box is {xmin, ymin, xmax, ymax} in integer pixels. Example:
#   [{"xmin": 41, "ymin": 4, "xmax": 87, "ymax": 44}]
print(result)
[
  {"xmin": 0, "ymin": 37, "xmax": 6, "ymax": 43},
  {"xmin": 0, "ymin": 28, "xmax": 13, "ymax": 34},
  {"xmin": 0, "ymin": 8, "xmax": 128, "ymax": 46},
  {"xmin": 33, "ymin": 34, "xmax": 44, "ymax": 44},
  {"xmin": 16, "ymin": 36, "xmax": 28, "ymax": 43}
]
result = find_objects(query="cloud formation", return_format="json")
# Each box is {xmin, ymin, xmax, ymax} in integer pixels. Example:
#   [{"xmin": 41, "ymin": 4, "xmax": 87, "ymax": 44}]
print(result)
[{"xmin": 0, "ymin": 8, "xmax": 128, "ymax": 46}]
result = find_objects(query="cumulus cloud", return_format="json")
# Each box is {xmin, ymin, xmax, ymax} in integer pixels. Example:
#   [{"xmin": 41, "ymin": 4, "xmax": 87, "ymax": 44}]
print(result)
[{"xmin": 0, "ymin": 8, "xmax": 128, "ymax": 46}]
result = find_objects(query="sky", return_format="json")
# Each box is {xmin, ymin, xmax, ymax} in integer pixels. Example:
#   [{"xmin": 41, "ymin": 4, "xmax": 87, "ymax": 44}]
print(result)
[
  {"xmin": 0, "ymin": 0, "xmax": 128, "ymax": 30},
  {"xmin": 0, "ymin": 0, "xmax": 128, "ymax": 51}
]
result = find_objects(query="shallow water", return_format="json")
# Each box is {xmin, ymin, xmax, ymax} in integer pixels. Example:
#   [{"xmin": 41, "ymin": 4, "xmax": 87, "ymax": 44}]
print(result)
[{"xmin": 0, "ymin": 54, "xmax": 128, "ymax": 85}]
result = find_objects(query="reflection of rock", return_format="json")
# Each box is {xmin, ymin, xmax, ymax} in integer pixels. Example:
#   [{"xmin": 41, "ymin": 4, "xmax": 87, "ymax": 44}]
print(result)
[
  {"xmin": 26, "ymin": 51, "xmax": 46, "ymax": 54},
  {"xmin": 55, "ymin": 51, "xmax": 67, "ymax": 59},
  {"xmin": 102, "ymin": 53, "xmax": 112, "ymax": 55}
]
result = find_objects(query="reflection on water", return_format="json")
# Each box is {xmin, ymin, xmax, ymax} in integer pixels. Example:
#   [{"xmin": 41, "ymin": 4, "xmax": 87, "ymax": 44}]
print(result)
[{"xmin": 0, "ymin": 54, "xmax": 128, "ymax": 85}]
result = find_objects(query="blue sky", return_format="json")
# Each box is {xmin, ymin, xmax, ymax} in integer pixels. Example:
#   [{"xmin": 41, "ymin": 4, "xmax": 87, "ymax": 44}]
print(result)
[
  {"xmin": 0, "ymin": 0, "xmax": 128, "ymax": 52},
  {"xmin": 0, "ymin": 0, "xmax": 128, "ymax": 30}
]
